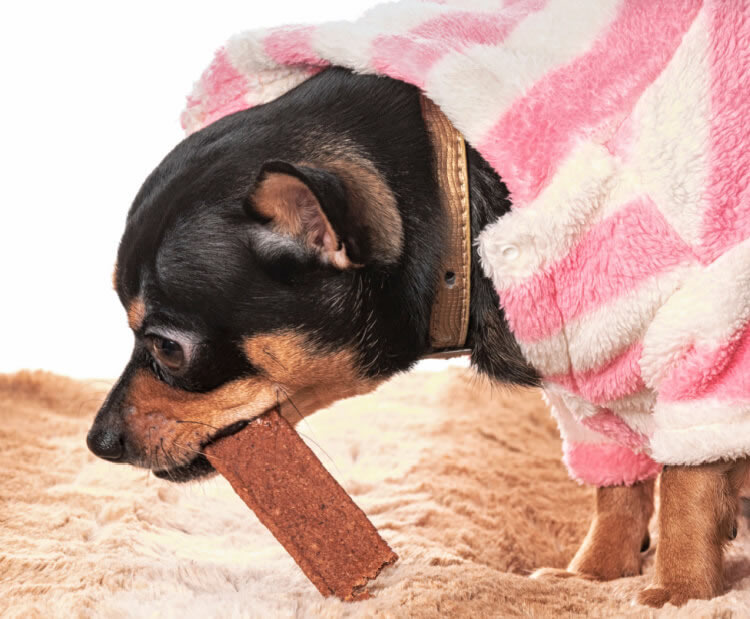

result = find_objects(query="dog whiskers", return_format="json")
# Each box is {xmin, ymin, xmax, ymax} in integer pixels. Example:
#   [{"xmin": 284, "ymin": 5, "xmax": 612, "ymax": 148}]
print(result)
[
  {"xmin": 274, "ymin": 385, "xmax": 338, "ymax": 473},
  {"xmin": 153, "ymin": 437, "xmax": 163, "ymax": 476},
  {"xmin": 146, "ymin": 427, "xmax": 156, "ymax": 484},
  {"xmin": 160, "ymin": 438, "xmax": 178, "ymax": 483},
  {"xmin": 172, "ymin": 440, "xmax": 227, "ymax": 465},
  {"xmin": 175, "ymin": 419, "xmax": 221, "ymax": 431},
  {"xmin": 294, "ymin": 431, "xmax": 341, "ymax": 475},
  {"xmin": 275, "ymin": 384, "xmax": 302, "ymax": 423},
  {"xmin": 263, "ymin": 346, "xmax": 287, "ymax": 371}
]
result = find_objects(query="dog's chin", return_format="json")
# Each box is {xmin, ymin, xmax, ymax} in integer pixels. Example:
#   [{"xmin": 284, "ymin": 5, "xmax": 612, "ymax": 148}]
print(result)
[
  {"xmin": 153, "ymin": 455, "xmax": 217, "ymax": 483},
  {"xmin": 152, "ymin": 418, "xmax": 252, "ymax": 483}
]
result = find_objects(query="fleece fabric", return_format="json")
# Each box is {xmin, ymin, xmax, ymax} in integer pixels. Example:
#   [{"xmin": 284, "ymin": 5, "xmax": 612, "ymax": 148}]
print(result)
[{"xmin": 181, "ymin": 0, "xmax": 750, "ymax": 486}]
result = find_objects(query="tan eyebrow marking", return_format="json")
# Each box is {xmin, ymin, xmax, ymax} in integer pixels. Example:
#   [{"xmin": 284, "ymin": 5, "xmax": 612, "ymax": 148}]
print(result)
[{"xmin": 127, "ymin": 296, "xmax": 146, "ymax": 331}]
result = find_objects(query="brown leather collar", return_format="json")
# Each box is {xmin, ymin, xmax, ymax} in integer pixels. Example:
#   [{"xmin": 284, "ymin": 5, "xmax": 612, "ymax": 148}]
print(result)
[{"xmin": 420, "ymin": 95, "xmax": 472, "ymax": 358}]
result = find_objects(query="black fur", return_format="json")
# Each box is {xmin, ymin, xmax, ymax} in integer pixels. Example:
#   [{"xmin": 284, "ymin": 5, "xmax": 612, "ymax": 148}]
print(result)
[{"xmin": 465, "ymin": 145, "xmax": 540, "ymax": 386}]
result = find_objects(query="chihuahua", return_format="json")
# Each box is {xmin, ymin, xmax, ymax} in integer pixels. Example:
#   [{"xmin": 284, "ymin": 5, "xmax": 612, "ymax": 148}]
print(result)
[{"xmin": 87, "ymin": 67, "xmax": 746, "ymax": 607}]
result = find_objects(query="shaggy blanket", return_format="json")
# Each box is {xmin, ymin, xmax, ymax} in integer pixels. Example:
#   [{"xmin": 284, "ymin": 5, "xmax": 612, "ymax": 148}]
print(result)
[
  {"xmin": 3, "ymin": 369, "xmax": 750, "ymax": 617},
  {"xmin": 181, "ymin": 0, "xmax": 750, "ymax": 487}
]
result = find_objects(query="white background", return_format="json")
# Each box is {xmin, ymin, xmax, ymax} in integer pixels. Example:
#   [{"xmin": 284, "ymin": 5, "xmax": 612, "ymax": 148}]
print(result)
[{"xmin": 0, "ymin": 0, "xmax": 463, "ymax": 379}]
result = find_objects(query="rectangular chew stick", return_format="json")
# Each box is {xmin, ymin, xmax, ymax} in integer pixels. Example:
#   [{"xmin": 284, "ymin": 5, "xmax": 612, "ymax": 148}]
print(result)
[{"xmin": 204, "ymin": 408, "xmax": 397, "ymax": 600}]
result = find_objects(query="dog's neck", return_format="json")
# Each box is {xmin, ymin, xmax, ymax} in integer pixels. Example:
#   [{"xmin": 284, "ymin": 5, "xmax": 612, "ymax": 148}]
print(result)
[
  {"xmin": 463, "ymin": 144, "xmax": 540, "ymax": 385},
  {"xmin": 419, "ymin": 98, "xmax": 539, "ymax": 385}
]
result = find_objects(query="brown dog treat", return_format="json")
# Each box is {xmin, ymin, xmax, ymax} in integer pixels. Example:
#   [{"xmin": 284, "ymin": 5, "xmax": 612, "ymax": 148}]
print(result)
[{"xmin": 204, "ymin": 408, "xmax": 397, "ymax": 600}]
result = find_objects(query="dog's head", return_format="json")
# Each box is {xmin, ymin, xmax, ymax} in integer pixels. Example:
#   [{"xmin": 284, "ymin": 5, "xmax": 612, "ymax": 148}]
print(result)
[{"xmin": 86, "ymin": 70, "xmax": 443, "ymax": 481}]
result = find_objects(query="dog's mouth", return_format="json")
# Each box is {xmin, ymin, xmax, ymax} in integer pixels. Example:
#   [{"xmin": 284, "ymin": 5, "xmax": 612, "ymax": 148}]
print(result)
[{"xmin": 152, "ymin": 418, "xmax": 253, "ymax": 483}]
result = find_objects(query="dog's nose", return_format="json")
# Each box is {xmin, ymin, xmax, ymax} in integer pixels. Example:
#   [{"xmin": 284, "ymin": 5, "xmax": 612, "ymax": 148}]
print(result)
[{"xmin": 86, "ymin": 427, "xmax": 125, "ymax": 462}]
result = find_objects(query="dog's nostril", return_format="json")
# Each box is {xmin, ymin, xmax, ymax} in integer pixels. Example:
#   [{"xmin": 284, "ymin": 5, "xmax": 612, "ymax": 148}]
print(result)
[{"xmin": 86, "ymin": 428, "xmax": 125, "ymax": 462}]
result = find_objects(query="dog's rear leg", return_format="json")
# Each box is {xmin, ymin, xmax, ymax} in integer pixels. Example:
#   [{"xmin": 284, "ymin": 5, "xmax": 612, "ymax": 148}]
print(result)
[
  {"xmin": 533, "ymin": 479, "xmax": 654, "ymax": 581},
  {"xmin": 638, "ymin": 458, "xmax": 749, "ymax": 608}
]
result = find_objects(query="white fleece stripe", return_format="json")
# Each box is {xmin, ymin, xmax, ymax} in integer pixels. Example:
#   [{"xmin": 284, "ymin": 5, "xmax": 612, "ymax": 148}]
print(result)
[
  {"xmin": 445, "ymin": 0, "xmax": 511, "ymax": 10},
  {"xmin": 313, "ymin": 0, "xmax": 519, "ymax": 76},
  {"xmin": 248, "ymin": 71, "xmax": 314, "ymax": 108},
  {"xmin": 650, "ymin": 412, "xmax": 750, "ymax": 465},
  {"xmin": 608, "ymin": 389, "xmax": 656, "ymax": 420},
  {"xmin": 614, "ymin": 409, "xmax": 656, "ymax": 439},
  {"xmin": 424, "ymin": 0, "xmax": 622, "ymax": 142},
  {"xmin": 654, "ymin": 398, "xmax": 750, "ymax": 430},
  {"xmin": 310, "ymin": 1, "xmax": 451, "ymax": 73},
  {"xmin": 226, "ymin": 28, "xmax": 277, "ymax": 73},
  {"xmin": 625, "ymin": 8, "xmax": 711, "ymax": 248},
  {"xmin": 544, "ymin": 382, "xmax": 598, "ymax": 418},
  {"xmin": 546, "ymin": 384, "xmax": 657, "ymax": 441},
  {"xmin": 478, "ymin": 142, "xmax": 618, "ymax": 288},
  {"xmin": 641, "ymin": 238, "xmax": 750, "ymax": 387},
  {"xmin": 516, "ymin": 265, "xmax": 696, "ymax": 376},
  {"xmin": 564, "ymin": 265, "xmax": 693, "ymax": 371},
  {"xmin": 546, "ymin": 384, "xmax": 657, "ymax": 445},
  {"xmin": 543, "ymin": 385, "xmax": 612, "ymax": 445},
  {"xmin": 224, "ymin": 35, "xmax": 314, "ymax": 109},
  {"xmin": 230, "ymin": 0, "xmax": 448, "ymax": 72},
  {"xmin": 517, "ymin": 332, "xmax": 570, "ymax": 376}
]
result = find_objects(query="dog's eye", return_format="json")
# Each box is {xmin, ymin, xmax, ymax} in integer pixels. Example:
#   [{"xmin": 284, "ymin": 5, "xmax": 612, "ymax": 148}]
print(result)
[{"xmin": 147, "ymin": 336, "xmax": 185, "ymax": 372}]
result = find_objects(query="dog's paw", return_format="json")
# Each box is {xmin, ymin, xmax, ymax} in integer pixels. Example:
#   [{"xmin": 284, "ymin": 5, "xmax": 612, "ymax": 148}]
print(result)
[
  {"xmin": 567, "ymin": 545, "xmax": 642, "ymax": 581},
  {"xmin": 530, "ymin": 552, "xmax": 642, "ymax": 583},
  {"xmin": 637, "ymin": 585, "xmax": 691, "ymax": 608},
  {"xmin": 637, "ymin": 581, "xmax": 717, "ymax": 608},
  {"xmin": 530, "ymin": 567, "xmax": 581, "ymax": 580}
]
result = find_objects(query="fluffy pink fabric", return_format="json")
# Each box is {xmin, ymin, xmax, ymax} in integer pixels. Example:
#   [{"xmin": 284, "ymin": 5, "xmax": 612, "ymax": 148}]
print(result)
[
  {"xmin": 371, "ymin": 0, "xmax": 544, "ymax": 86},
  {"xmin": 549, "ymin": 343, "xmax": 644, "ymax": 406},
  {"xmin": 264, "ymin": 26, "xmax": 321, "ymax": 66},
  {"xmin": 184, "ymin": 49, "xmax": 250, "ymax": 129},
  {"xmin": 501, "ymin": 198, "xmax": 694, "ymax": 342},
  {"xmin": 701, "ymin": 2, "xmax": 750, "ymax": 263},
  {"xmin": 659, "ymin": 324, "xmax": 750, "ymax": 403},
  {"xmin": 564, "ymin": 441, "xmax": 662, "ymax": 487},
  {"xmin": 582, "ymin": 410, "xmax": 648, "ymax": 452},
  {"xmin": 478, "ymin": 0, "xmax": 702, "ymax": 206}
]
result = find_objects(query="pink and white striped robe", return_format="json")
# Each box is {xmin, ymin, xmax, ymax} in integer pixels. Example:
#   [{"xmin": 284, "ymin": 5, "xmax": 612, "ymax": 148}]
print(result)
[{"xmin": 182, "ymin": 0, "xmax": 750, "ymax": 486}]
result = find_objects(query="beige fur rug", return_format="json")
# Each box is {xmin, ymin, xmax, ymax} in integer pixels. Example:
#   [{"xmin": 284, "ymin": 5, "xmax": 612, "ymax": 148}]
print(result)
[{"xmin": 3, "ymin": 369, "xmax": 750, "ymax": 618}]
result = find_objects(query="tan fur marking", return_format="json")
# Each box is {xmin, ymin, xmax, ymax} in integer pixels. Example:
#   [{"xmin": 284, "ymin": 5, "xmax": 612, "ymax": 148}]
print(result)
[
  {"xmin": 253, "ymin": 172, "xmax": 351, "ymax": 266},
  {"xmin": 639, "ymin": 459, "xmax": 750, "ymax": 607},
  {"xmin": 253, "ymin": 173, "xmax": 309, "ymax": 237},
  {"xmin": 112, "ymin": 264, "xmax": 118, "ymax": 291},
  {"xmin": 321, "ymin": 156, "xmax": 402, "ymax": 264},
  {"xmin": 254, "ymin": 151, "xmax": 402, "ymax": 266},
  {"xmin": 122, "ymin": 332, "xmax": 381, "ymax": 471},
  {"xmin": 127, "ymin": 297, "xmax": 146, "ymax": 331},
  {"xmin": 244, "ymin": 331, "xmax": 381, "ymax": 425},
  {"xmin": 532, "ymin": 480, "xmax": 654, "ymax": 582},
  {"xmin": 124, "ymin": 369, "xmax": 280, "ymax": 469}
]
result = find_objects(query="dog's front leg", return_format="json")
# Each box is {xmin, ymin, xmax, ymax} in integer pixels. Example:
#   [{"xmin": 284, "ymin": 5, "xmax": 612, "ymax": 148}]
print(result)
[
  {"xmin": 568, "ymin": 480, "xmax": 654, "ymax": 579},
  {"xmin": 638, "ymin": 458, "xmax": 749, "ymax": 607},
  {"xmin": 533, "ymin": 480, "xmax": 654, "ymax": 581}
]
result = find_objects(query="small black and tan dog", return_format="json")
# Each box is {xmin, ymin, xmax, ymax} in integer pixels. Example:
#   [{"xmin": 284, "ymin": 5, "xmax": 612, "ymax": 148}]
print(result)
[
  {"xmin": 88, "ymin": 68, "xmax": 537, "ymax": 480},
  {"xmin": 86, "ymin": 68, "xmax": 746, "ymax": 607}
]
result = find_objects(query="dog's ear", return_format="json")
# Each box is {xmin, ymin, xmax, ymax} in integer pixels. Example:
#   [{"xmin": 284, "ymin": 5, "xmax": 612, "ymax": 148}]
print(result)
[
  {"xmin": 247, "ymin": 160, "xmax": 402, "ymax": 269},
  {"xmin": 248, "ymin": 160, "xmax": 362, "ymax": 268}
]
